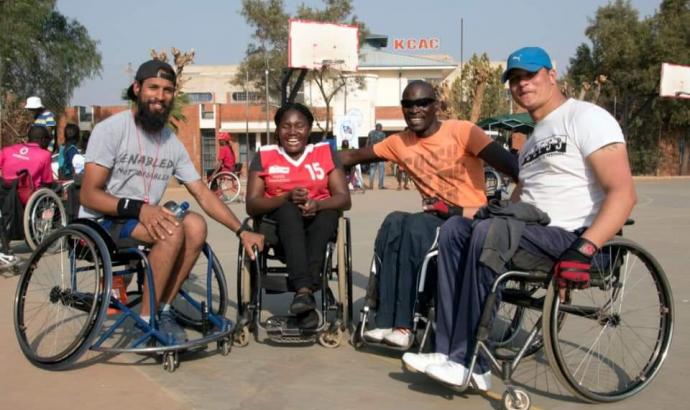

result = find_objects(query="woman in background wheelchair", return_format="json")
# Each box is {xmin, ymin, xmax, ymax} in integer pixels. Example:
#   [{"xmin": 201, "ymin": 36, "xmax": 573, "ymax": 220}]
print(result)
[{"xmin": 245, "ymin": 102, "xmax": 351, "ymax": 329}]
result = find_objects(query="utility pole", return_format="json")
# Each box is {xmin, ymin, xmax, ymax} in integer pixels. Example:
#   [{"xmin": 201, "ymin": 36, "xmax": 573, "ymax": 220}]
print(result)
[
  {"xmin": 245, "ymin": 69, "xmax": 249, "ymax": 164},
  {"xmin": 265, "ymin": 50, "xmax": 270, "ymax": 146},
  {"xmin": 460, "ymin": 18, "xmax": 464, "ymax": 102}
]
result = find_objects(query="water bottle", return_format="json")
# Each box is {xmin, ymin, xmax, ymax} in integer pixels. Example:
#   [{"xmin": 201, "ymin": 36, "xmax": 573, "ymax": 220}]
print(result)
[{"xmin": 163, "ymin": 200, "xmax": 190, "ymax": 220}]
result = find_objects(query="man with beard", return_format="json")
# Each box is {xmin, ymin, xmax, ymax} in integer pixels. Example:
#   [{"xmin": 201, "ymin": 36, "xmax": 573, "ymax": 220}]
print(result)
[
  {"xmin": 80, "ymin": 60, "xmax": 264, "ymax": 343},
  {"xmin": 339, "ymin": 80, "xmax": 519, "ymax": 348}
]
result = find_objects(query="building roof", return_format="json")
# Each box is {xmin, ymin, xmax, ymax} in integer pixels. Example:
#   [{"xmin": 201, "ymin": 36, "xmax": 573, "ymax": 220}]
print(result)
[{"xmin": 358, "ymin": 46, "xmax": 457, "ymax": 70}]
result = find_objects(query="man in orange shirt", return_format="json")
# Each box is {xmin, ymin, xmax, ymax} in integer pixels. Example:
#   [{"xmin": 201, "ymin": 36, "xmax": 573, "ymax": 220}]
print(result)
[{"xmin": 340, "ymin": 80, "xmax": 518, "ymax": 348}]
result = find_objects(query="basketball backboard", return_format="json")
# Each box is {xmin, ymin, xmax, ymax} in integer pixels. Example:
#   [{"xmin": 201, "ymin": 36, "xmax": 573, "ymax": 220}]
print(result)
[
  {"xmin": 288, "ymin": 19, "xmax": 359, "ymax": 72},
  {"xmin": 660, "ymin": 62, "xmax": 690, "ymax": 99}
]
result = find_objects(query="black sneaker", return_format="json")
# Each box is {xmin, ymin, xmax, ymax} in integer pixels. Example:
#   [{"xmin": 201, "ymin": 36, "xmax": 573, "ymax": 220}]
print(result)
[
  {"xmin": 297, "ymin": 310, "xmax": 319, "ymax": 329},
  {"xmin": 290, "ymin": 292, "xmax": 316, "ymax": 314},
  {"xmin": 158, "ymin": 310, "xmax": 188, "ymax": 344}
]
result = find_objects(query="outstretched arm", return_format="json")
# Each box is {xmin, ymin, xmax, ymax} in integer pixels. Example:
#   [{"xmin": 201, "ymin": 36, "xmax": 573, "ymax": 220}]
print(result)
[
  {"xmin": 478, "ymin": 141, "xmax": 519, "ymax": 182},
  {"xmin": 337, "ymin": 146, "xmax": 380, "ymax": 167}
]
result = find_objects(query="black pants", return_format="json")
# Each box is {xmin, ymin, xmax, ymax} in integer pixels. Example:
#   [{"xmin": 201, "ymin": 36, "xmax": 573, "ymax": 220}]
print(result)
[{"xmin": 268, "ymin": 202, "xmax": 339, "ymax": 291}]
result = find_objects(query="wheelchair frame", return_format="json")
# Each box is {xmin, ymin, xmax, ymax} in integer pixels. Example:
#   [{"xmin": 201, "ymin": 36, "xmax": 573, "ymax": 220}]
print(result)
[
  {"xmin": 234, "ymin": 216, "xmax": 353, "ymax": 348},
  {"xmin": 13, "ymin": 219, "xmax": 234, "ymax": 373}
]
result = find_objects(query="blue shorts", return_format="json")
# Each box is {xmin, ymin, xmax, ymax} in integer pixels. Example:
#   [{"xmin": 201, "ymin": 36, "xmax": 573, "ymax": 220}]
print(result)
[{"xmin": 99, "ymin": 218, "xmax": 139, "ymax": 239}]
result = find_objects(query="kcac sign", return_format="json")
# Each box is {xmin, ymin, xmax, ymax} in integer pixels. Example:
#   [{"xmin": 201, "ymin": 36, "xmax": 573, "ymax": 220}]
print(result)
[{"xmin": 393, "ymin": 38, "xmax": 440, "ymax": 50}]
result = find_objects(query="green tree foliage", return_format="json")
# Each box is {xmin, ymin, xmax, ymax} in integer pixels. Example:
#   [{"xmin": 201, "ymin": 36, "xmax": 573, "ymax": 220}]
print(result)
[
  {"xmin": 442, "ymin": 53, "xmax": 509, "ymax": 122},
  {"xmin": 235, "ymin": 0, "xmax": 367, "ymax": 135},
  {"xmin": 0, "ymin": 0, "xmax": 101, "ymax": 115},
  {"xmin": 565, "ymin": 0, "xmax": 690, "ymax": 174}
]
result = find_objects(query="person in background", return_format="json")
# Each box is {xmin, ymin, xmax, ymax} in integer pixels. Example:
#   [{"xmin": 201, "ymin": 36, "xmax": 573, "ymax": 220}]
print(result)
[
  {"xmin": 216, "ymin": 131, "xmax": 237, "ymax": 173},
  {"xmin": 25, "ymin": 96, "xmax": 57, "ymax": 152},
  {"xmin": 366, "ymin": 123, "xmax": 387, "ymax": 190}
]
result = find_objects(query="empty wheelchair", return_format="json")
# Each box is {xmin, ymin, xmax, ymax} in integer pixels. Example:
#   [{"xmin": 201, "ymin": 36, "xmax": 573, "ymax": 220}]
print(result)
[
  {"xmin": 440, "ymin": 234, "xmax": 673, "ymax": 409},
  {"xmin": 13, "ymin": 219, "xmax": 234, "ymax": 372},
  {"xmin": 234, "ymin": 216, "xmax": 353, "ymax": 348}
]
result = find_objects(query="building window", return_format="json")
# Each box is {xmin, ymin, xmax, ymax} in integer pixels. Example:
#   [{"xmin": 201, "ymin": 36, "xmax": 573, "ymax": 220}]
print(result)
[
  {"xmin": 77, "ymin": 106, "xmax": 92, "ymax": 122},
  {"xmin": 200, "ymin": 130, "xmax": 216, "ymax": 176},
  {"xmin": 201, "ymin": 104, "xmax": 214, "ymax": 120},
  {"xmin": 187, "ymin": 92, "xmax": 213, "ymax": 103},
  {"xmin": 231, "ymin": 91, "xmax": 262, "ymax": 102}
]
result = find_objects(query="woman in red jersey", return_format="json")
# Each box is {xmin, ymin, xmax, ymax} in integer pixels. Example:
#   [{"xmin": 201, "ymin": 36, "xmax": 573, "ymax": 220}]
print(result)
[{"xmin": 246, "ymin": 103, "xmax": 351, "ymax": 328}]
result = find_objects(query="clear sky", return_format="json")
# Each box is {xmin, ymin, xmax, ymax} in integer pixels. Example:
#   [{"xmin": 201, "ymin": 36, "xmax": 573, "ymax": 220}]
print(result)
[{"xmin": 56, "ymin": 0, "xmax": 660, "ymax": 106}]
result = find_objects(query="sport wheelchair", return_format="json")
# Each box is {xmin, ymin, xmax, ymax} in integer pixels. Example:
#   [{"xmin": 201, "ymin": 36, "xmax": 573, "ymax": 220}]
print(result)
[
  {"xmin": 13, "ymin": 219, "xmax": 234, "ymax": 373},
  {"xmin": 207, "ymin": 163, "xmax": 243, "ymax": 204},
  {"xmin": 234, "ymin": 216, "xmax": 353, "ymax": 348}
]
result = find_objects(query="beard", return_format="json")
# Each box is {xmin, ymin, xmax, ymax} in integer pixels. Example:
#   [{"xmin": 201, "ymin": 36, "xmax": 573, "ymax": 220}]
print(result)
[{"xmin": 135, "ymin": 95, "xmax": 173, "ymax": 133}]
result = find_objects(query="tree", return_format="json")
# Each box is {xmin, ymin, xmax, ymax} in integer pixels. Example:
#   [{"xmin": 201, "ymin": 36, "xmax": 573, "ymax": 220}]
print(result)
[
  {"xmin": 235, "ymin": 0, "xmax": 367, "ymax": 136},
  {"xmin": 565, "ymin": 0, "xmax": 690, "ymax": 174},
  {"xmin": 440, "ymin": 53, "xmax": 509, "ymax": 122},
  {"xmin": 0, "ymin": 0, "xmax": 101, "ymax": 144}
]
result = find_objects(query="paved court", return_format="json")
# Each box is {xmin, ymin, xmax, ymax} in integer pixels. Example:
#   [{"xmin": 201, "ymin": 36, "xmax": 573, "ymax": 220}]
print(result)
[{"xmin": 2, "ymin": 178, "xmax": 688, "ymax": 410}]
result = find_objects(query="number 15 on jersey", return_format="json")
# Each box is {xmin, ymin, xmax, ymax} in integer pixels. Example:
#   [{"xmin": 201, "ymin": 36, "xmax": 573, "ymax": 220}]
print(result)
[{"xmin": 305, "ymin": 163, "xmax": 325, "ymax": 180}]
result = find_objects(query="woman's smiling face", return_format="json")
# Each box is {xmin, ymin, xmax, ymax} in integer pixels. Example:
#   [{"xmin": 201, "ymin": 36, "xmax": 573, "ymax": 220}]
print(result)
[{"xmin": 277, "ymin": 108, "xmax": 311, "ymax": 157}]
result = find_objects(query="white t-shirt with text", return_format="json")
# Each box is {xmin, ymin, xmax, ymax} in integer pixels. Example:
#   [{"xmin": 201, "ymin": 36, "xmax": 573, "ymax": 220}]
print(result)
[{"xmin": 518, "ymin": 99, "xmax": 624, "ymax": 231}]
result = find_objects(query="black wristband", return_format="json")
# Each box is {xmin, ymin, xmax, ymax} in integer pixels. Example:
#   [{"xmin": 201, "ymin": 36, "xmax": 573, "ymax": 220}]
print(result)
[
  {"xmin": 117, "ymin": 198, "xmax": 144, "ymax": 219},
  {"xmin": 235, "ymin": 222, "xmax": 252, "ymax": 238},
  {"xmin": 570, "ymin": 237, "xmax": 598, "ymax": 257}
]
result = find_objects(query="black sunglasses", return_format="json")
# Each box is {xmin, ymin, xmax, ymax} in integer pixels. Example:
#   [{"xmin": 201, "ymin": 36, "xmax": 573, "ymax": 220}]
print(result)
[{"xmin": 401, "ymin": 98, "xmax": 436, "ymax": 109}]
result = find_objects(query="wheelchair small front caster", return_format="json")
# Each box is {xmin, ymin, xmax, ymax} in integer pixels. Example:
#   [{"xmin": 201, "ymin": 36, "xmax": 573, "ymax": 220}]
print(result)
[
  {"xmin": 233, "ymin": 325, "xmax": 251, "ymax": 347},
  {"xmin": 502, "ymin": 389, "xmax": 530, "ymax": 410},
  {"xmin": 162, "ymin": 351, "xmax": 178, "ymax": 373},
  {"xmin": 318, "ymin": 328, "xmax": 343, "ymax": 348},
  {"xmin": 218, "ymin": 337, "xmax": 232, "ymax": 356}
]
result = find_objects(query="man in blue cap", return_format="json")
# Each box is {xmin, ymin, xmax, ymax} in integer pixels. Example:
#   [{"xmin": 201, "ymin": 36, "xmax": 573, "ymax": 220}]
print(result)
[{"xmin": 401, "ymin": 47, "xmax": 637, "ymax": 392}]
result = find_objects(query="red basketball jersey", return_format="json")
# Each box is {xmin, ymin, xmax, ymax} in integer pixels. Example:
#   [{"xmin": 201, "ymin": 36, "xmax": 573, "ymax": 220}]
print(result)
[{"xmin": 257, "ymin": 143, "xmax": 335, "ymax": 200}]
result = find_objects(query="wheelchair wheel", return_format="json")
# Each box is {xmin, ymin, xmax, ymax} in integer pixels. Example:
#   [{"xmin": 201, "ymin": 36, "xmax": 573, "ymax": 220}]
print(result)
[
  {"xmin": 542, "ymin": 238, "xmax": 674, "ymax": 402},
  {"xmin": 23, "ymin": 188, "xmax": 68, "ymax": 250},
  {"xmin": 208, "ymin": 171, "xmax": 241, "ymax": 204},
  {"xmin": 171, "ymin": 244, "xmax": 228, "ymax": 330},
  {"xmin": 14, "ymin": 226, "xmax": 111, "ymax": 370}
]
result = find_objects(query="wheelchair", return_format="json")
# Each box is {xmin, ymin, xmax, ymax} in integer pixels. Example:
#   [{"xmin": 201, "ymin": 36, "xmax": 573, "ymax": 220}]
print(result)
[
  {"xmin": 350, "ymin": 228, "xmax": 439, "ymax": 352},
  {"xmin": 234, "ymin": 216, "xmax": 353, "ymax": 348},
  {"xmin": 207, "ymin": 163, "xmax": 243, "ymax": 204},
  {"xmin": 13, "ymin": 218, "xmax": 234, "ymax": 373},
  {"xmin": 1, "ymin": 170, "xmax": 70, "ymax": 252}
]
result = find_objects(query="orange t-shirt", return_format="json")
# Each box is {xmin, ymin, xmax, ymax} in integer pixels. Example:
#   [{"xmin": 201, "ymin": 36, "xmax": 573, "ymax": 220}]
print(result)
[{"xmin": 373, "ymin": 120, "xmax": 491, "ymax": 208}]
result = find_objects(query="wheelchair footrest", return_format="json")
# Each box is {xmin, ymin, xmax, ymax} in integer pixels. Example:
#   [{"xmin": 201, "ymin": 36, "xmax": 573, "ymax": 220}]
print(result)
[{"xmin": 264, "ymin": 315, "xmax": 321, "ymax": 343}]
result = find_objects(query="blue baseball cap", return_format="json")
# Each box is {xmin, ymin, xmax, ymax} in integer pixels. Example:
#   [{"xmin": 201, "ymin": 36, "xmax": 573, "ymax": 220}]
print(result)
[{"xmin": 501, "ymin": 47, "xmax": 553, "ymax": 83}]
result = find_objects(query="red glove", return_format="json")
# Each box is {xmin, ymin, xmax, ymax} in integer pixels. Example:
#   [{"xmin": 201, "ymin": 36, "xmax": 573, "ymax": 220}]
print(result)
[
  {"xmin": 422, "ymin": 197, "xmax": 462, "ymax": 218},
  {"xmin": 553, "ymin": 237, "xmax": 598, "ymax": 289}
]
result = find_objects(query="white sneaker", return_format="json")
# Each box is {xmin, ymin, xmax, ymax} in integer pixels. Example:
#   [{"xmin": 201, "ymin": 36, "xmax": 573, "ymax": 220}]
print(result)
[
  {"xmin": 402, "ymin": 352, "xmax": 448, "ymax": 373},
  {"xmin": 383, "ymin": 328, "xmax": 414, "ymax": 348},
  {"xmin": 471, "ymin": 370, "xmax": 492, "ymax": 391},
  {"xmin": 363, "ymin": 327, "xmax": 392, "ymax": 342},
  {"xmin": 426, "ymin": 360, "xmax": 469, "ymax": 387}
]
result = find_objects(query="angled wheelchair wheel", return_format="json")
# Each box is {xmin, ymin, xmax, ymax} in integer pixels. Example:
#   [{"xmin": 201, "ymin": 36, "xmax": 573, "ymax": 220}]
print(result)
[
  {"xmin": 208, "ymin": 171, "xmax": 241, "ymax": 205},
  {"xmin": 23, "ymin": 188, "xmax": 68, "ymax": 250},
  {"xmin": 14, "ymin": 225, "xmax": 111, "ymax": 370},
  {"xmin": 171, "ymin": 244, "xmax": 228, "ymax": 330},
  {"xmin": 543, "ymin": 237, "xmax": 674, "ymax": 402}
]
